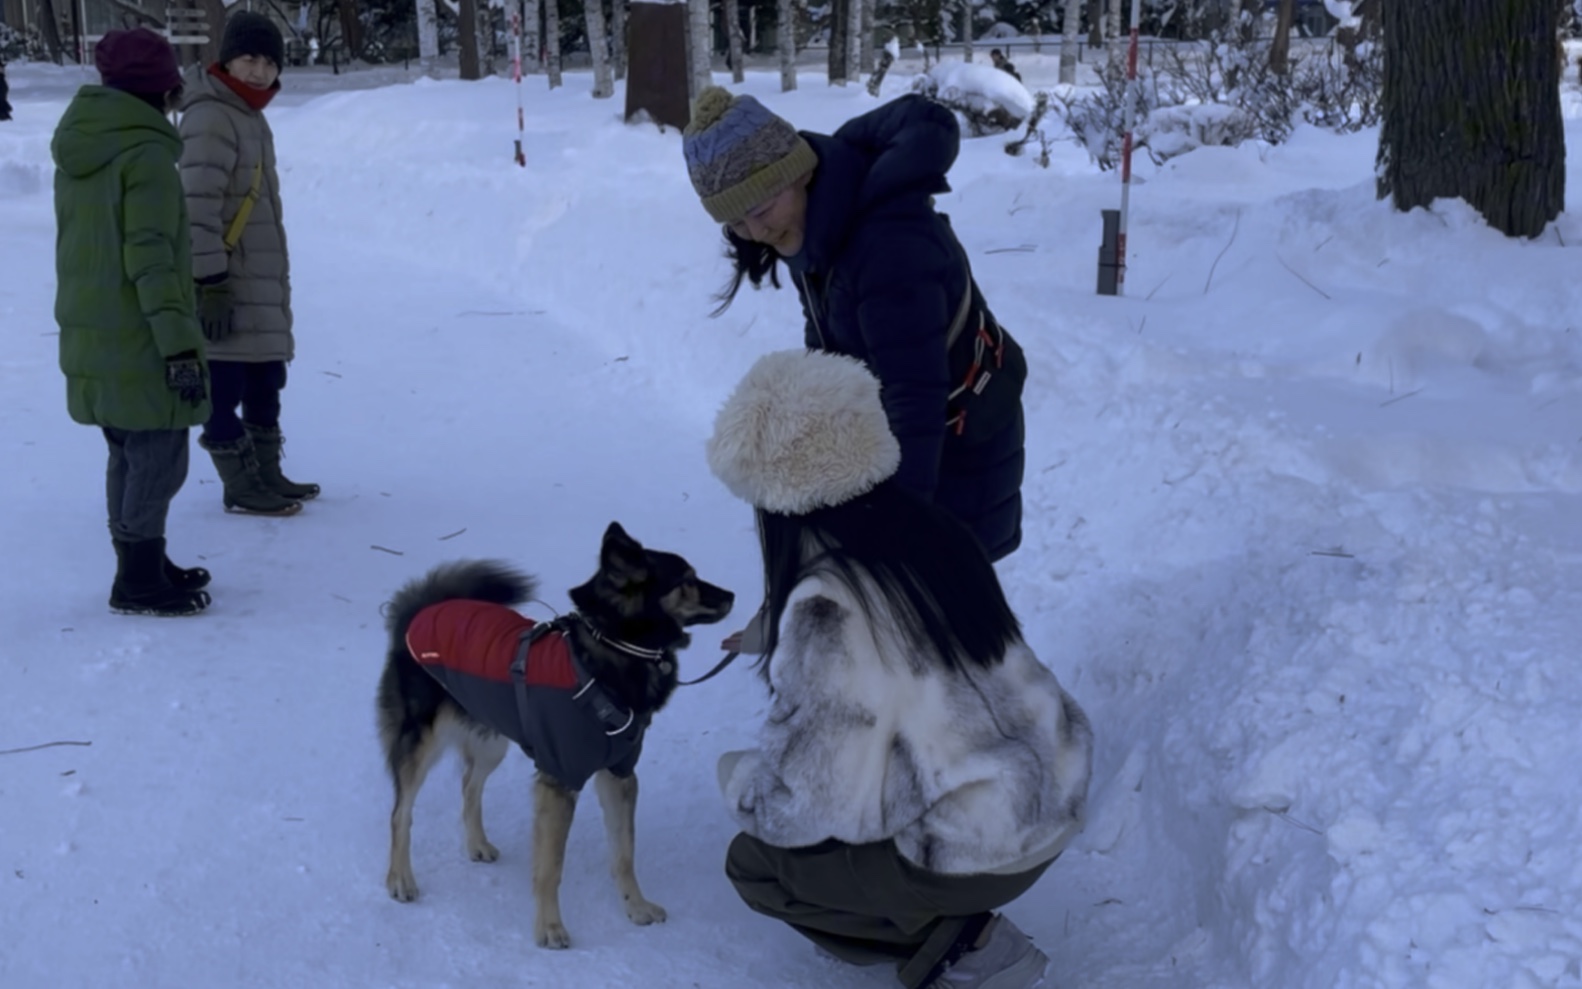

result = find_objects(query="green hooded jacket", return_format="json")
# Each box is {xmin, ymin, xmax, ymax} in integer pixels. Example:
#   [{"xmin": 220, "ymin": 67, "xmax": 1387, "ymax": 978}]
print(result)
[{"xmin": 53, "ymin": 85, "xmax": 209, "ymax": 429}]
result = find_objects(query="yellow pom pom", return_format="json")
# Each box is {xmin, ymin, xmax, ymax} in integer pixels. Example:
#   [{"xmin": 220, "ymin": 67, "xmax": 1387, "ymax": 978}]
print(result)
[{"xmin": 689, "ymin": 86, "xmax": 737, "ymax": 133}]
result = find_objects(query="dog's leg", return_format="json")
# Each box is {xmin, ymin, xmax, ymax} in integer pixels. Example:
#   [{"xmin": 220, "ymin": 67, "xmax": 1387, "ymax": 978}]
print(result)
[
  {"xmin": 531, "ymin": 774, "xmax": 579, "ymax": 949},
  {"xmin": 460, "ymin": 729, "xmax": 508, "ymax": 863},
  {"xmin": 386, "ymin": 727, "xmax": 446, "ymax": 903},
  {"xmin": 593, "ymin": 769, "xmax": 667, "ymax": 927}
]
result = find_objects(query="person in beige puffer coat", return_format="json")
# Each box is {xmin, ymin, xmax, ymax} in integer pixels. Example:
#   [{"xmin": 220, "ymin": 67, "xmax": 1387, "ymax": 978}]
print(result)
[{"xmin": 180, "ymin": 10, "xmax": 318, "ymax": 516}]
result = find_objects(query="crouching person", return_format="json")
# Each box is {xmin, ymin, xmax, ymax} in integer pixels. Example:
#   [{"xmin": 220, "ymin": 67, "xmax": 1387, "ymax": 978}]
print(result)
[
  {"xmin": 705, "ymin": 350, "xmax": 1094, "ymax": 989},
  {"xmin": 53, "ymin": 28, "xmax": 212, "ymax": 617}
]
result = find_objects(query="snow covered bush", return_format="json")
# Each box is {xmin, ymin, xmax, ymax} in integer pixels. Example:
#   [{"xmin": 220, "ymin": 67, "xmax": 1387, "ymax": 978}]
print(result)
[
  {"xmin": 912, "ymin": 60, "xmax": 1037, "ymax": 136},
  {"xmin": 0, "ymin": 22, "xmax": 47, "ymax": 62}
]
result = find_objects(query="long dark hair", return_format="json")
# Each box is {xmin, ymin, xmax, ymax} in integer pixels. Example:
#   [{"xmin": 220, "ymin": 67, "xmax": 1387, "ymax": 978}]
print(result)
[
  {"xmin": 711, "ymin": 227, "xmax": 783, "ymax": 316},
  {"xmin": 755, "ymin": 481, "xmax": 1021, "ymax": 675}
]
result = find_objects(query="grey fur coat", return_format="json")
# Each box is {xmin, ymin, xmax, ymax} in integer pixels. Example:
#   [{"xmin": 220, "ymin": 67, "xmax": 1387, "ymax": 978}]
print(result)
[
  {"xmin": 178, "ymin": 66, "xmax": 292, "ymax": 362},
  {"xmin": 718, "ymin": 572, "xmax": 1093, "ymax": 876}
]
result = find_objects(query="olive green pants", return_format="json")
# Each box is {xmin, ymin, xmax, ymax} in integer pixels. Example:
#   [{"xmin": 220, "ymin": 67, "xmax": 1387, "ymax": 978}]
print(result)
[{"xmin": 725, "ymin": 832, "xmax": 1052, "ymax": 989}]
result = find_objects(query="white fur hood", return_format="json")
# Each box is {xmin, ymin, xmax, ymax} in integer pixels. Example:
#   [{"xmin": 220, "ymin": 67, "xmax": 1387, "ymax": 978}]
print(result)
[{"xmin": 718, "ymin": 574, "xmax": 1093, "ymax": 875}]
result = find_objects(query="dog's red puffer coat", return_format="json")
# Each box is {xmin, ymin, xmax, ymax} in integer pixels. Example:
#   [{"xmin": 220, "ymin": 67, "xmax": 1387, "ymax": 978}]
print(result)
[{"xmin": 405, "ymin": 600, "xmax": 644, "ymax": 791}]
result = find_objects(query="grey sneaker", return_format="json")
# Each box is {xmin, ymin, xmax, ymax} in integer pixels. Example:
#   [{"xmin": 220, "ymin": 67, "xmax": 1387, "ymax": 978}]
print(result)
[{"xmin": 930, "ymin": 915, "xmax": 1049, "ymax": 989}]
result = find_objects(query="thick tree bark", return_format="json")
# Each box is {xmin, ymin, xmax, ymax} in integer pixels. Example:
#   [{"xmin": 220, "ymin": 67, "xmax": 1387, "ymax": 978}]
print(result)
[
  {"xmin": 1377, "ymin": 0, "xmax": 1565, "ymax": 238},
  {"xmin": 1269, "ymin": 0, "xmax": 1294, "ymax": 74},
  {"xmin": 459, "ymin": 0, "xmax": 481, "ymax": 78},
  {"xmin": 339, "ymin": 0, "xmax": 363, "ymax": 59},
  {"xmin": 828, "ymin": 0, "xmax": 848, "ymax": 84},
  {"xmin": 778, "ymin": 0, "xmax": 796, "ymax": 90}
]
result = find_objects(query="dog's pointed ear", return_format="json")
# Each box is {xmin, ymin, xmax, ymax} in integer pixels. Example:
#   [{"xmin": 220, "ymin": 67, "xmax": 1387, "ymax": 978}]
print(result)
[{"xmin": 601, "ymin": 522, "xmax": 647, "ymax": 577}]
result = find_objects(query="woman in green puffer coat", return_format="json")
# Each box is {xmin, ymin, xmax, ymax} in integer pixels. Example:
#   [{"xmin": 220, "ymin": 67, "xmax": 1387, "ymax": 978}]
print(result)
[
  {"xmin": 52, "ymin": 28, "xmax": 212, "ymax": 617},
  {"xmin": 180, "ymin": 10, "xmax": 319, "ymax": 516}
]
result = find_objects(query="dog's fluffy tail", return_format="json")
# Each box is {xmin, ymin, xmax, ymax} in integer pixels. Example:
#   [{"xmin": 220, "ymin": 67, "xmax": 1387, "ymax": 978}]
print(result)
[{"xmin": 385, "ymin": 560, "xmax": 538, "ymax": 641}]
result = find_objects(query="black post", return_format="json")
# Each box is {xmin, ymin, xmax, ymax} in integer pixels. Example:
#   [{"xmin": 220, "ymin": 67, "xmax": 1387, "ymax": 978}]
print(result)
[{"xmin": 1097, "ymin": 209, "xmax": 1120, "ymax": 296}]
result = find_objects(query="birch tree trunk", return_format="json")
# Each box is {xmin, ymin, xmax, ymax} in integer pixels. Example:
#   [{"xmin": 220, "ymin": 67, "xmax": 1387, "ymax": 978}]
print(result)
[
  {"xmin": 688, "ymin": 0, "xmax": 712, "ymax": 98},
  {"xmin": 1059, "ymin": 0, "xmax": 1079, "ymax": 83},
  {"xmin": 416, "ymin": 0, "xmax": 440, "ymax": 70},
  {"xmin": 726, "ymin": 0, "xmax": 745, "ymax": 82},
  {"xmin": 545, "ymin": 0, "xmax": 563, "ymax": 87},
  {"xmin": 1107, "ymin": 0, "xmax": 1120, "ymax": 41},
  {"xmin": 586, "ymin": 0, "xmax": 614, "ymax": 95},
  {"xmin": 523, "ymin": 0, "xmax": 541, "ymax": 72},
  {"xmin": 778, "ymin": 0, "xmax": 796, "ymax": 90},
  {"xmin": 611, "ymin": 0, "xmax": 627, "ymax": 79}
]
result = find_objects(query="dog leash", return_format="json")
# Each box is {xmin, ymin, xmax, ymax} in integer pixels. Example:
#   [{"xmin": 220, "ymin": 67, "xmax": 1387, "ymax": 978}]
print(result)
[{"xmin": 679, "ymin": 650, "xmax": 741, "ymax": 687}]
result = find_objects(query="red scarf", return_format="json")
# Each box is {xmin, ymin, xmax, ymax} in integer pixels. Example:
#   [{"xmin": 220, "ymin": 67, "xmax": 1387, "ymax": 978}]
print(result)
[{"xmin": 207, "ymin": 63, "xmax": 278, "ymax": 111}]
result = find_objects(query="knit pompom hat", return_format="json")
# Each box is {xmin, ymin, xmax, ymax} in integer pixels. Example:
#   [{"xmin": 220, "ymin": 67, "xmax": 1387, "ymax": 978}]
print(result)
[
  {"xmin": 220, "ymin": 11, "xmax": 285, "ymax": 69},
  {"xmin": 683, "ymin": 86, "xmax": 818, "ymax": 225},
  {"xmin": 707, "ymin": 350, "xmax": 901, "ymax": 516}
]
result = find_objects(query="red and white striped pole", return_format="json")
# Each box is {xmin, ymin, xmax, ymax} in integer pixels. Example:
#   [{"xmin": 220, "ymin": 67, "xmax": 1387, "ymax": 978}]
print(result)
[
  {"xmin": 1116, "ymin": 0, "xmax": 1142, "ymax": 295},
  {"xmin": 510, "ymin": 2, "xmax": 527, "ymax": 167}
]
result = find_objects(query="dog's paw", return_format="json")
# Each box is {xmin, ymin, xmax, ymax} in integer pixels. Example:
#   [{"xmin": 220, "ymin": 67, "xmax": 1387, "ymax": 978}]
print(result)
[
  {"xmin": 386, "ymin": 871, "xmax": 420, "ymax": 903},
  {"xmin": 468, "ymin": 838, "xmax": 500, "ymax": 863},
  {"xmin": 535, "ymin": 920, "xmax": 572, "ymax": 949},
  {"xmin": 624, "ymin": 897, "xmax": 667, "ymax": 926}
]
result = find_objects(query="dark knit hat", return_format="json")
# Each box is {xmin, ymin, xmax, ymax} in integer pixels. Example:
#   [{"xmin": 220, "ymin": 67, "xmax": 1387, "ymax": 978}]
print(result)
[
  {"xmin": 220, "ymin": 11, "xmax": 285, "ymax": 69},
  {"xmin": 94, "ymin": 28, "xmax": 181, "ymax": 97},
  {"xmin": 682, "ymin": 86, "xmax": 818, "ymax": 225}
]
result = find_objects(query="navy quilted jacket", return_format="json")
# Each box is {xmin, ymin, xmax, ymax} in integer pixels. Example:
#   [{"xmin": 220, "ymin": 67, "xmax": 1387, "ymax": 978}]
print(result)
[{"xmin": 793, "ymin": 95, "xmax": 1024, "ymax": 560}]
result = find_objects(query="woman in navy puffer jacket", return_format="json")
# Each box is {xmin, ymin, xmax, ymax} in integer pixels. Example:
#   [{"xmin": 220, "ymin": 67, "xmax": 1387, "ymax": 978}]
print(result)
[{"xmin": 682, "ymin": 86, "xmax": 1027, "ymax": 565}]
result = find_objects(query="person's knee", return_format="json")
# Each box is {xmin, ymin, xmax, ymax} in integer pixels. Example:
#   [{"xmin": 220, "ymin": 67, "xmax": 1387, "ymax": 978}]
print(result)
[{"xmin": 724, "ymin": 831, "xmax": 771, "ymax": 885}]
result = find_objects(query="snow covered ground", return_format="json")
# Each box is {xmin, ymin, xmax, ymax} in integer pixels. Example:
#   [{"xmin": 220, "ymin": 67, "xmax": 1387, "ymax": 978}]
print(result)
[{"xmin": 2, "ymin": 55, "xmax": 1581, "ymax": 989}]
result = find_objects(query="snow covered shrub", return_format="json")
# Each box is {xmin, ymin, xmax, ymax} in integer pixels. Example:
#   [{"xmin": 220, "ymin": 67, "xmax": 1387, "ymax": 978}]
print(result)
[
  {"xmin": 1004, "ymin": 92, "xmax": 1054, "ymax": 168},
  {"xmin": 1292, "ymin": 31, "xmax": 1384, "ymax": 133},
  {"xmin": 0, "ymin": 22, "xmax": 47, "ymax": 62},
  {"xmin": 913, "ymin": 61, "xmax": 1036, "ymax": 136},
  {"xmin": 1047, "ymin": 56, "xmax": 1152, "ymax": 171}
]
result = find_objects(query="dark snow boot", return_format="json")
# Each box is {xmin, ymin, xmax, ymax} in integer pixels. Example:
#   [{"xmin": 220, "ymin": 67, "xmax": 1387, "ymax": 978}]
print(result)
[
  {"xmin": 109, "ymin": 537, "xmax": 210, "ymax": 617},
  {"xmin": 243, "ymin": 423, "xmax": 320, "ymax": 501},
  {"xmin": 113, "ymin": 538, "xmax": 211, "ymax": 592},
  {"xmin": 200, "ymin": 434, "xmax": 303, "ymax": 516}
]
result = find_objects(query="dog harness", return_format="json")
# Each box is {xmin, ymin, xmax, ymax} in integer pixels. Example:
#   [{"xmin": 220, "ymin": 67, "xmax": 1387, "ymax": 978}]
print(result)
[{"xmin": 405, "ymin": 601, "xmax": 647, "ymax": 791}]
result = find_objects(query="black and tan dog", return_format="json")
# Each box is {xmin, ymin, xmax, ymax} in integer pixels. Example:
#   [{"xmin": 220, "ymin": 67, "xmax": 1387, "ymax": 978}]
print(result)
[{"xmin": 377, "ymin": 522, "xmax": 734, "ymax": 948}]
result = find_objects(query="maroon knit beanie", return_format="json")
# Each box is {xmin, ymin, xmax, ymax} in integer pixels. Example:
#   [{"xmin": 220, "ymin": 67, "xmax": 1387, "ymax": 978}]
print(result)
[{"xmin": 95, "ymin": 28, "xmax": 182, "ymax": 97}]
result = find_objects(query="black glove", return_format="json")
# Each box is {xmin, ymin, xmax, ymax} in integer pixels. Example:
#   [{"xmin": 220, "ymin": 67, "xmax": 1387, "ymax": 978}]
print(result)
[
  {"xmin": 165, "ymin": 351, "xmax": 206, "ymax": 408},
  {"xmin": 196, "ymin": 278, "xmax": 233, "ymax": 342}
]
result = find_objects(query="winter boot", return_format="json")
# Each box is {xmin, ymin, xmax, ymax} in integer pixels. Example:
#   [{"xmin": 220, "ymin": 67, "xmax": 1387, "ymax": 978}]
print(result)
[
  {"xmin": 200, "ymin": 434, "xmax": 303, "ymax": 516},
  {"xmin": 109, "ymin": 537, "xmax": 210, "ymax": 617},
  {"xmin": 243, "ymin": 423, "xmax": 320, "ymax": 501},
  {"xmin": 926, "ymin": 915, "xmax": 1049, "ymax": 989},
  {"xmin": 113, "ymin": 538, "xmax": 211, "ymax": 592}
]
